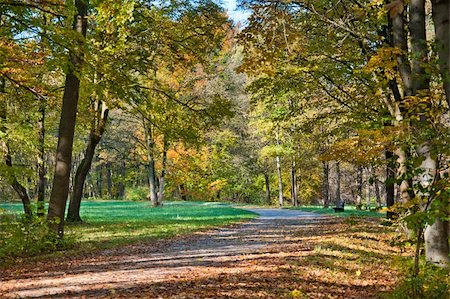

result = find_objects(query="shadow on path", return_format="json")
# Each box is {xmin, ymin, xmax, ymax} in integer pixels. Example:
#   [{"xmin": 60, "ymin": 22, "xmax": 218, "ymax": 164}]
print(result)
[{"xmin": 0, "ymin": 209, "xmax": 334, "ymax": 298}]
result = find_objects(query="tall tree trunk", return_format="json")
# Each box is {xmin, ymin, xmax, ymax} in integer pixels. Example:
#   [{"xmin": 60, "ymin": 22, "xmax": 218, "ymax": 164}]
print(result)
[
  {"xmin": 4, "ymin": 145, "xmax": 33, "ymax": 217},
  {"xmin": 356, "ymin": 165, "xmax": 363, "ymax": 210},
  {"xmin": 47, "ymin": 0, "xmax": 88, "ymax": 237},
  {"xmin": 157, "ymin": 138, "xmax": 168, "ymax": 205},
  {"xmin": 264, "ymin": 172, "xmax": 271, "ymax": 205},
  {"xmin": 373, "ymin": 167, "xmax": 382, "ymax": 208},
  {"xmin": 410, "ymin": 0, "xmax": 448, "ymax": 266},
  {"xmin": 335, "ymin": 162, "xmax": 342, "ymax": 208},
  {"xmin": 431, "ymin": 0, "xmax": 450, "ymax": 108},
  {"xmin": 67, "ymin": 101, "xmax": 108, "ymax": 222},
  {"xmin": 424, "ymin": 217, "xmax": 450, "ymax": 267},
  {"xmin": 275, "ymin": 129, "xmax": 283, "ymax": 206},
  {"xmin": 144, "ymin": 120, "xmax": 158, "ymax": 206},
  {"xmin": 117, "ymin": 160, "xmax": 125, "ymax": 198},
  {"xmin": 386, "ymin": 150, "xmax": 396, "ymax": 219},
  {"xmin": 410, "ymin": 0, "xmax": 430, "ymax": 93},
  {"xmin": 290, "ymin": 160, "xmax": 298, "ymax": 206},
  {"xmin": 366, "ymin": 169, "xmax": 371, "ymax": 208},
  {"xmin": 97, "ymin": 164, "xmax": 103, "ymax": 197},
  {"xmin": 106, "ymin": 162, "xmax": 113, "ymax": 198},
  {"xmin": 0, "ymin": 82, "xmax": 32, "ymax": 218},
  {"xmin": 179, "ymin": 184, "xmax": 187, "ymax": 201},
  {"xmin": 37, "ymin": 99, "xmax": 46, "ymax": 217},
  {"xmin": 420, "ymin": 147, "xmax": 449, "ymax": 266},
  {"xmin": 396, "ymin": 147, "xmax": 413, "ymax": 202},
  {"xmin": 322, "ymin": 161, "xmax": 330, "ymax": 208}
]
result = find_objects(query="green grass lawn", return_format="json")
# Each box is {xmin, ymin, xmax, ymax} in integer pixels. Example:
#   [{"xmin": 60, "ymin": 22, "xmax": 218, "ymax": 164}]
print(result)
[
  {"xmin": 0, "ymin": 200, "xmax": 257, "ymax": 262},
  {"xmin": 287, "ymin": 205, "xmax": 386, "ymax": 218}
]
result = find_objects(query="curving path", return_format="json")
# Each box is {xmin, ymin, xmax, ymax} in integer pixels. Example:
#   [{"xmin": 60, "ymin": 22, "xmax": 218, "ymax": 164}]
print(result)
[{"xmin": 0, "ymin": 208, "xmax": 329, "ymax": 298}]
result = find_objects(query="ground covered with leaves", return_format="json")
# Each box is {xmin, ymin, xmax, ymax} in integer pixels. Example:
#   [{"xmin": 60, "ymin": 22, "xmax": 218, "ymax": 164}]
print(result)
[{"xmin": 0, "ymin": 208, "xmax": 422, "ymax": 298}]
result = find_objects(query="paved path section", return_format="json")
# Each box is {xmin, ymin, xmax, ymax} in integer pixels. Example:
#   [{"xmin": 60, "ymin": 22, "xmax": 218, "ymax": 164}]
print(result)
[{"xmin": 0, "ymin": 208, "xmax": 327, "ymax": 299}]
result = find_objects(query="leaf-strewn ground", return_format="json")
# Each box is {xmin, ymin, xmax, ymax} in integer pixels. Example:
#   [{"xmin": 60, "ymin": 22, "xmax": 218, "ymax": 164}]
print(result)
[{"xmin": 0, "ymin": 208, "xmax": 410, "ymax": 298}]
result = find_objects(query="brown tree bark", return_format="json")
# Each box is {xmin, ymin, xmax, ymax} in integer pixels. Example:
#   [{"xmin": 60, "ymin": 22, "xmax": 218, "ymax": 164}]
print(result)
[
  {"xmin": 144, "ymin": 120, "xmax": 159, "ymax": 206},
  {"xmin": 431, "ymin": 0, "xmax": 450, "ymax": 107},
  {"xmin": 67, "ymin": 101, "xmax": 108, "ymax": 223},
  {"xmin": 106, "ymin": 162, "xmax": 113, "ymax": 197},
  {"xmin": 372, "ymin": 167, "xmax": 382, "ymax": 209},
  {"xmin": 322, "ymin": 161, "xmax": 329, "ymax": 208},
  {"xmin": 275, "ymin": 129, "xmax": 283, "ymax": 206},
  {"xmin": 96, "ymin": 164, "xmax": 103, "ymax": 197},
  {"xmin": 0, "ymin": 79, "xmax": 32, "ymax": 217},
  {"xmin": 335, "ymin": 162, "xmax": 342, "ymax": 208},
  {"xmin": 264, "ymin": 172, "xmax": 271, "ymax": 205},
  {"xmin": 290, "ymin": 160, "xmax": 298, "ymax": 206},
  {"xmin": 117, "ymin": 161, "xmax": 125, "ymax": 198},
  {"xmin": 356, "ymin": 165, "xmax": 363, "ymax": 210},
  {"xmin": 4, "ymin": 144, "xmax": 33, "ymax": 217},
  {"xmin": 157, "ymin": 138, "xmax": 168, "ymax": 205},
  {"xmin": 47, "ymin": 0, "xmax": 88, "ymax": 237},
  {"xmin": 37, "ymin": 98, "xmax": 46, "ymax": 217},
  {"xmin": 385, "ymin": 150, "xmax": 396, "ymax": 219}
]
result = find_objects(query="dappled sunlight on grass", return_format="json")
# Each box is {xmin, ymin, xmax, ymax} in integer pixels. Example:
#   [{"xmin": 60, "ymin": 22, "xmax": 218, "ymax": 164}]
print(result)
[{"xmin": 1, "ymin": 200, "xmax": 257, "ymax": 255}]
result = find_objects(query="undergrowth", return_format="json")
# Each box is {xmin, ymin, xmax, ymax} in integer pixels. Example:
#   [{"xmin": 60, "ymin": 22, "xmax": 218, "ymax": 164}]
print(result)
[{"xmin": 0, "ymin": 209, "xmax": 76, "ymax": 266}]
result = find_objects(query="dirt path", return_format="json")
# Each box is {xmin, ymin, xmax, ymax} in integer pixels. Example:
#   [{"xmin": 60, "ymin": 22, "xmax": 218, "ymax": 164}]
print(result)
[{"xmin": 0, "ymin": 209, "xmax": 397, "ymax": 298}]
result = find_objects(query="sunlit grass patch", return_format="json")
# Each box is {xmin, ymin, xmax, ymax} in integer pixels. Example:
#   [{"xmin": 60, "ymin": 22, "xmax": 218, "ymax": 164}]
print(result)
[{"xmin": 0, "ymin": 200, "xmax": 257, "ymax": 261}]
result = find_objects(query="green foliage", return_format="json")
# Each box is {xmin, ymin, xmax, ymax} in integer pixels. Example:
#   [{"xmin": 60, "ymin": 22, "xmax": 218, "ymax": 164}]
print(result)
[
  {"xmin": 124, "ymin": 186, "xmax": 148, "ymax": 201},
  {"xmin": 0, "ymin": 211, "xmax": 76, "ymax": 266},
  {"xmin": 386, "ymin": 262, "xmax": 449, "ymax": 299}
]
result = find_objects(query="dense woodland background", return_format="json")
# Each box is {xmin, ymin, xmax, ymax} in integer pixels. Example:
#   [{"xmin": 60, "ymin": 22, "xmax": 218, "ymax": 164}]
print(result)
[{"xmin": 0, "ymin": 0, "xmax": 449, "ymax": 270}]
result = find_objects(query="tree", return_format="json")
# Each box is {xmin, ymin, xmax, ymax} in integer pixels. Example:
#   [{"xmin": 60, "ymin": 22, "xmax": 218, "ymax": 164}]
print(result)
[{"xmin": 47, "ymin": 0, "xmax": 88, "ymax": 236}]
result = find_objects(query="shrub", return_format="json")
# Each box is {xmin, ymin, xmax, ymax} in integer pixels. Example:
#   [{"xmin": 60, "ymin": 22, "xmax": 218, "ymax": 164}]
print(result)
[
  {"xmin": 125, "ymin": 186, "xmax": 148, "ymax": 201},
  {"xmin": 0, "ymin": 210, "xmax": 77, "ymax": 266},
  {"xmin": 386, "ymin": 262, "xmax": 449, "ymax": 299}
]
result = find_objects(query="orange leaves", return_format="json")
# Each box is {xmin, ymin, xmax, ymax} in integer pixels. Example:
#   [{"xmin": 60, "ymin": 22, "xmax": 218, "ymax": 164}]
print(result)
[
  {"xmin": 386, "ymin": 0, "xmax": 405, "ymax": 17},
  {"xmin": 321, "ymin": 129, "xmax": 395, "ymax": 165}
]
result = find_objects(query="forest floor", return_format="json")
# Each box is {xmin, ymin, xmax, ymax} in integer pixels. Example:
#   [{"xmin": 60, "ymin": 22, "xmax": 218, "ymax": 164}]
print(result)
[{"xmin": 0, "ymin": 208, "xmax": 410, "ymax": 299}]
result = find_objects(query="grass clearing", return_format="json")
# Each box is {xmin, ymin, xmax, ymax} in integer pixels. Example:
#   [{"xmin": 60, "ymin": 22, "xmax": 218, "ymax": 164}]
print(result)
[{"xmin": 0, "ymin": 200, "xmax": 257, "ymax": 264}]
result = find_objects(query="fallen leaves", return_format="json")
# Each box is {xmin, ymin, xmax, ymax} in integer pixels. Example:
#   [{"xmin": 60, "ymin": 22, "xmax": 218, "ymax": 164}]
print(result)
[{"xmin": 1, "ymin": 216, "xmax": 409, "ymax": 298}]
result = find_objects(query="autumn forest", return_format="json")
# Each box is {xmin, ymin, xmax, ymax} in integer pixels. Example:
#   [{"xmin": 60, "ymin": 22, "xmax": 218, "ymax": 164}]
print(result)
[{"xmin": 0, "ymin": 0, "xmax": 449, "ymax": 298}]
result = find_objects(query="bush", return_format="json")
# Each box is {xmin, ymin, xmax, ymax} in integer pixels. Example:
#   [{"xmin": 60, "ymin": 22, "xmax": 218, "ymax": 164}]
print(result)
[
  {"xmin": 125, "ymin": 186, "xmax": 148, "ymax": 201},
  {"xmin": 0, "ymin": 210, "xmax": 77, "ymax": 266},
  {"xmin": 386, "ymin": 262, "xmax": 449, "ymax": 299}
]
